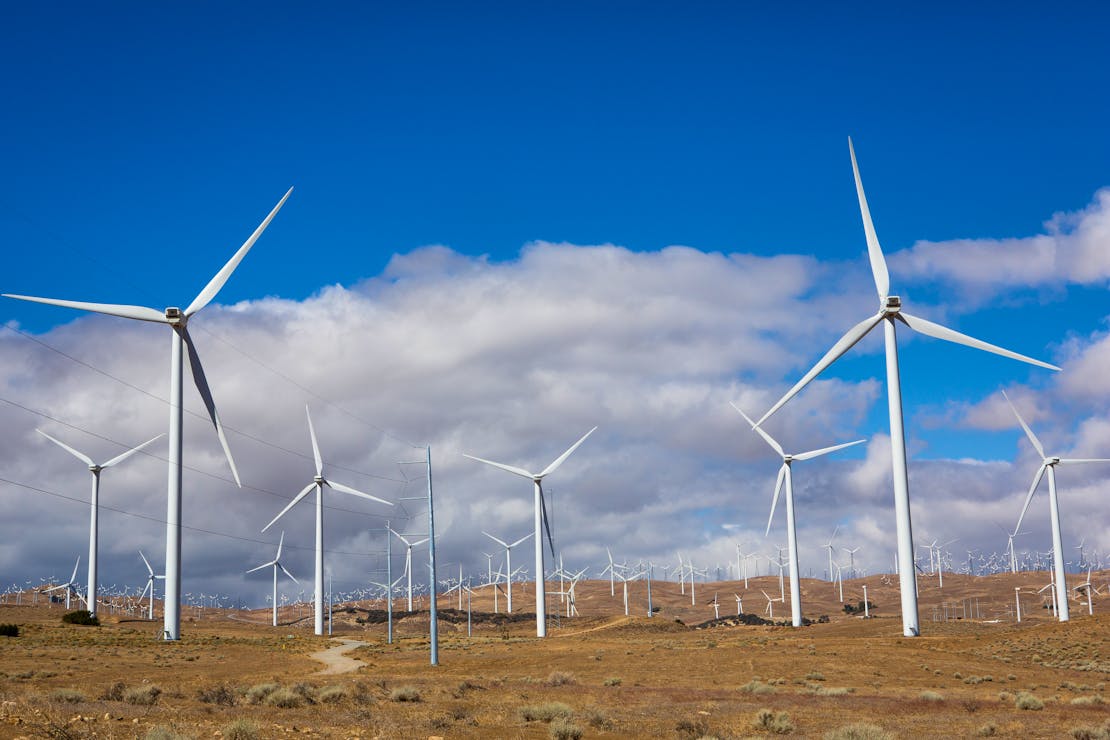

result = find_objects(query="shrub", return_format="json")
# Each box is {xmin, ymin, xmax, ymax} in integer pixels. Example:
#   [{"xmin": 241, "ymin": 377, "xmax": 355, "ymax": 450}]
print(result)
[
  {"xmin": 976, "ymin": 724, "xmax": 997, "ymax": 737},
  {"xmin": 143, "ymin": 728, "xmax": 192, "ymax": 740},
  {"xmin": 753, "ymin": 708, "xmax": 795, "ymax": 734},
  {"xmin": 390, "ymin": 685, "xmax": 421, "ymax": 702},
  {"xmin": 822, "ymin": 723, "xmax": 894, "ymax": 740},
  {"xmin": 603, "ymin": 677, "xmax": 622, "ymax": 686},
  {"xmin": 49, "ymin": 688, "xmax": 86, "ymax": 703},
  {"xmin": 124, "ymin": 685, "xmax": 162, "ymax": 706},
  {"xmin": 1071, "ymin": 722, "xmax": 1110, "ymax": 740},
  {"xmin": 197, "ymin": 683, "xmax": 236, "ymax": 705},
  {"xmin": 61, "ymin": 610, "xmax": 99, "ymax": 626},
  {"xmin": 1071, "ymin": 695, "xmax": 1105, "ymax": 706},
  {"xmin": 739, "ymin": 679, "xmax": 776, "ymax": 694},
  {"xmin": 547, "ymin": 670, "xmax": 577, "ymax": 686},
  {"xmin": 675, "ymin": 716, "xmax": 710, "ymax": 739},
  {"xmin": 264, "ymin": 688, "xmax": 304, "ymax": 708},
  {"xmin": 1015, "ymin": 691, "xmax": 1044, "ymax": 711},
  {"xmin": 246, "ymin": 682, "xmax": 279, "ymax": 704},
  {"xmin": 814, "ymin": 686, "xmax": 853, "ymax": 696},
  {"xmin": 221, "ymin": 719, "xmax": 260, "ymax": 740},
  {"xmin": 318, "ymin": 685, "xmax": 348, "ymax": 703},
  {"xmin": 100, "ymin": 681, "xmax": 126, "ymax": 701},
  {"xmin": 919, "ymin": 690, "xmax": 944, "ymax": 702},
  {"xmin": 549, "ymin": 717, "xmax": 584, "ymax": 740},
  {"xmin": 520, "ymin": 702, "xmax": 573, "ymax": 722},
  {"xmin": 806, "ymin": 671, "xmax": 826, "ymax": 681},
  {"xmin": 0, "ymin": 623, "xmax": 19, "ymax": 637},
  {"xmin": 586, "ymin": 709, "xmax": 613, "ymax": 729}
]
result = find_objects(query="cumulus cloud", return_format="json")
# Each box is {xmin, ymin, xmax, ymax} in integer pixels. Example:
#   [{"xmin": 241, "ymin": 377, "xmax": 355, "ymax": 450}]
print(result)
[{"xmin": 0, "ymin": 238, "xmax": 1107, "ymax": 610}]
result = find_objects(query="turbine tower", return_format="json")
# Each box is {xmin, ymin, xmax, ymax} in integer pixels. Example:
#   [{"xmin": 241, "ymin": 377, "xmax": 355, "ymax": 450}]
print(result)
[
  {"xmin": 1004, "ymin": 390, "xmax": 1110, "ymax": 622},
  {"xmin": 754, "ymin": 140, "xmax": 1058, "ymax": 637},
  {"xmin": 263, "ymin": 406, "xmax": 392, "ymax": 635},
  {"xmin": 36, "ymin": 430, "xmax": 162, "ymax": 618},
  {"xmin": 464, "ymin": 426, "xmax": 597, "ymax": 637},
  {"xmin": 246, "ymin": 531, "xmax": 299, "ymax": 627},
  {"xmin": 5, "ymin": 188, "xmax": 293, "ymax": 640},
  {"xmin": 481, "ymin": 530, "xmax": 532, "ymax": 613},
  {"xmin": 733, "ymin": 403, "xmax": 863, "ymax": 627}
]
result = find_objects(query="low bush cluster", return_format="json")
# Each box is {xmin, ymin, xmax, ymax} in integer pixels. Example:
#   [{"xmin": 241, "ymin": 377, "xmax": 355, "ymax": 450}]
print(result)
[{"xmin": 61, "ymin": 610, "xmax": 99, "ymax": 626}]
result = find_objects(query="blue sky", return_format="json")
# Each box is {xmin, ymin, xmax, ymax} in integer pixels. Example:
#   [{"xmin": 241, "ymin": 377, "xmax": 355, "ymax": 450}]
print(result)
[{"xmin": 2, "ymin": 4, "xmax": 1110, "ymax": 601}]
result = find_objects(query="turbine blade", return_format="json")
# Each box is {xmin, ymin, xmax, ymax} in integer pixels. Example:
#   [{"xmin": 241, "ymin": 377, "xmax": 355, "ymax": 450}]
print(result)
[
  {"xmin": 793, "ymin": 438, "xmax": 867, "ymax": 461},
  {"xmin": 3, "ymin": 294, "xmax": 167, "ymax": 323},
  {"xmin": 275, "ymin": 531, "xmax": 284, "ymax": 560},
  {"xmin": 410, "ymin": 537, "xmax": 430, "ymax": 548},
  {"xmin": 278, "ymin": 563, "xmax": 299, "ymax": 585},
  {"xmin": 848, "ymin": 137, "xmax": 890, "ymax": 301},
  {"xmin": 509, "ymin": 532, "xmax": 534, "ymax": 548},
  {"xmin": 69, "ymin": 557, "xmax": 81, "ymax": 584},
  {"xmin": 181, "ymin": 327, "xmax": 241, "ymax": 487},
  {"xmin": 899, "ymin": 312, "xmax": 1059, "ymax": 371},
  {"xmin": 139, "ymin": 550, "xmax": 153, "ymax": 576},
  {"xmin": 305, "ymin": 405, "xmax": 323, "ymax": 477},
  {"xmin": 262, "ymin": 481, "xmax": 316, "ymax": 532},
  {"xmin": 766, "ymin": 464, "xmax": 787, "ymax": 536},
  {"xmin": 755, "ymin": 313, "xmax": 884, "ymax": 426},
  {"xmin": 538, "ymin": 426, "xmax": 598, "ymax": 478},
  {"xmin": 245, "ymin": 562, "xmax": 272, "ymax": 575},
  {"xmin": 539, "ymin": 487, "xmax": 557, "ymax": 559},
  {"xmin": 184, "ymin": 187, "xmax": 293, "ymax": 317},
  {"xmin": 462, "ymin": 453, "xmax": 535, "ymax": 479},
  {"xmin": 326, "ymin": 479, "xmax": 393, "ymax": 506},
  {"xmin": 101, "ymin": 433, "xmax": 165, "ymax": 468},
  {"xmin": 1001, "ymin": 390, "xmax": 1046, "ymax": 458},
  {"xmin": 481, "ymin": 531, "xmax": 509, "ymax": 548},
  {"xmin": 1058, "ymin": 458, "xmax": 1110, "ymax": 464},
  {"xmin": 731, "ymin": 402, "xmax": 784, "ymax": 456},
  {"xmin": 1014, "ymin": 464, "xmax": 1047, "ymax": 536},
  {"xmin": 36, "ymin": 430, "xmax": 95, "ymax": 467}
]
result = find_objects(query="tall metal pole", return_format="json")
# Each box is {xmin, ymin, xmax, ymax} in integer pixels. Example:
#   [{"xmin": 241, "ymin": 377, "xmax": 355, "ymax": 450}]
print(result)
[
  {"xmin": 427, "ymin": 446, "xmax": 439, "ymax": 666},
  {"xmin": 885, "ymin": 318, "xmax": 920, "ymax": 637},
  {"xmin": 386, "ymin": 522, "xmax": 393, "ymax": 644},
  {"xmin": 164, "ymin": 329, "xmax": 184, "ymax": 640},
  {"xmin": 87, "ymin": 471, "xmax": 101, "ymax": 617}
]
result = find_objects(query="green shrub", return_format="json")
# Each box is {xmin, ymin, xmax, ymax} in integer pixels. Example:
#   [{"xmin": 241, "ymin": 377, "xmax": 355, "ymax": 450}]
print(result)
[
  {"xmin": 739, "ymin": 679, "xmax": 776, "ymax": 694},
  {"xmin": 61, "ymin": 610, "xmax": 99, "ymax": 626},
  {"xmin": 1015, "ymin": 691, "xmax": 1044, "ymax": 710},
  {"xmin": 0, "ymin": 623, "xmax": 19, "ymax": 637},
  {"xmin": 753, "ymin": 708, "xmax": 795, "ymax": 734},
  {"xmin": 520, "ymin": 702, "xmax": 573, "ymax": 722},
  {"xmin": 264, "ymin": 688, "xmax": 304, "ymax": 708},
  {"xmin": 390, "ymin": 685, "xmax": 421, "ymax": 702},
  {"xmin": 549, "ymin": 717, "xmax": 584, "ymax": 740},
  {"xmin": 1071, "ymin": 695, "xmax": 1105, "ymax": 706},
  {"xmin": 822, "ymin": 723, "xmax": 894, "ymax": 740},
  {"xmin": 221, "ymin": 719, "xmax": 259, "ymax": 740},
  {"xmin": 49, "ymin": 688, "xmax": 86, "ymax": 703},
  {"xmin": 246, "ymin": 682, "xmax": 279, "ymax": 704},
  {"xmin": 318, "ymin": 685, "xmax": 348, "ymax": 703},
  {"xmin": 124, "ymin": 685, "xmax": 162, "ymax": 706}
]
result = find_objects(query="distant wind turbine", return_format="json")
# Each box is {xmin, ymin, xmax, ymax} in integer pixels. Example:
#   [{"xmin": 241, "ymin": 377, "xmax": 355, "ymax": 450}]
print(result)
[
  {"xmin": 481, "ymin": 530, "xmax": 532, "ymax": 613},
  {"xmin": 464, "ymin": 427, "xmax": 597, "ymax": 637},
  {"xmin": 5, "ymin": 188, "xmax": 293, "ymax": 640},
  {"xmin": 753, "ymin": 140, "xmax": 1058, "ymax": 637},
  {"xmin": 246, "ymin": 531, "xmax": 299, "ymax": 627}
]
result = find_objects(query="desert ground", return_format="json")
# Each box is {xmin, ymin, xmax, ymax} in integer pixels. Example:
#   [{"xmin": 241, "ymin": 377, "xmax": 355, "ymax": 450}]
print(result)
[{"xmin": 1, "ymin": 571, "xmax": 1107, "ymax": 739}]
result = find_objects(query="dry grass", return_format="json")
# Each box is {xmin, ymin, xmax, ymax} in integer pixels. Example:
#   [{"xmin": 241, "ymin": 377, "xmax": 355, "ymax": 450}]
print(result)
[{"xmin": 0, "ymin": 572, "xmax": 1107, "ymax": 738}]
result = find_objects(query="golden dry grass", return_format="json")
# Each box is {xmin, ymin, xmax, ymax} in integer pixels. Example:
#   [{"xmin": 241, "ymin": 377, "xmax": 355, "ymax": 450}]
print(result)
[{"xmin": 0, "ymin": 571, "xmax": 1106, "ymax": 738}]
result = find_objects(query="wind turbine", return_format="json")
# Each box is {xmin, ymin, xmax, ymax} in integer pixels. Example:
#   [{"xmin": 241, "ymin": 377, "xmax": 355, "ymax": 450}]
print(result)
[
  {"xmin": 263, "ymin": 405, "xmax": 392, "ymax": 634},
  {"xmin": 138, "ymin": 551, "xmax": 165, "ymax": 620},
  {"xmin": 1004, "ymin": 390, "xmax": 1110, "ymax": 623},
  {"xmin": 753, "ymin": 140, "xmax": 1058, "ymax": 637},
  {"xmin": 733, "ymin": 404, "xmax": 863, "ymax": 627},
  {"xmin": 246, "ymin": 531, "xmax": 299, "ymax": 627},
  {"xmin": 463, "ymin": 426, "xmax": 597, "ymax": 637},
  {"xmin": 823, "ymin": 526, "xmax": 841, "ymax": 584},
  {"xmin": 43, "ymin": 557, "xmax": 82, "ymax": 610},
  {"xmin": 390, "ymin": 528, "xmax": 429, "ymax": 612},
  {"xmin": 481, "ymin": 530, "xmax": 532, "ymax": 614},
  {"xmin": 5, "ymin": 188, "xmax": 292, "ymax": 640},
  {"xmin": 36, "ymin": 429, "xmax": 162, "ymax": 619}
]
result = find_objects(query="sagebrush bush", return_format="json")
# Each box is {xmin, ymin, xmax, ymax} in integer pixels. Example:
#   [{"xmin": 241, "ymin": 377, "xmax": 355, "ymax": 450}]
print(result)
[
  {"xmin": 547, "ymin": 670, "xmax": 577, "ymax": 686},
  {"xmin": 143, "ymin": 727, "xmax": 192, "ymax": 740},
  {"xmin": 1015, "ymin": 691, "xmax": 1044, "ymax": 711},
  {"xmin": 390, "ymin": 685, "xmax": 421, "ymax": 702},
  {"xmin": 265, "ymin": 688, "xmax": 304, "ymax": 708},
  {"xmin": 520, "ymin": 702, "xmax": 573, "ymax": 722},
  {"xmin": 49, "ymin": 688, "xmax": 86, "ymax": 703},
  {"xmin": 197, "ymin": 683, "xmax": 236, "ymax": 705},
  {"xmin": 124, "ymin": 685, "xmax": 162, "ymax": 706},
  {"xmin": 1071, "ymin": 721, "xmax": 1110, "ymax": 740},
  {"xmin": 919, "ymin": 690, "xmax": 944, "ymax": 702},
  {"xmin": 0, "ymin": 623, "xmax": 19, "ymax": 637},
  {"xmin": 549, "ymin": 717, "xmax": 584, "ymax": 740},
  {"xmin": 822, "ymin": 723, "xmax": 894, "ymax": 740},
  {"xmin": 246, "ymin": 682, "xmax": 279, "ymax": 704},
  {"xmin": 318, "ymin": 685, "xmax": 348, "ymax": 703},
  {"xmin": 61, "ymin": 610, "xmax": 99, "ymax": 626},
  {"xmin": 753, "ymin": 708, "xmax": 795, "ymax": 734},
  {"xmin": 221, "ymin": 719, "xmax": 259, "ymax": 740},
  {"xmin": 603, "ymin": 676, "xmax": 622, "ymax": 686},
  {"xmin": 976, "ymin": 723, "xmax": 997, "ymax": 737},
  {"xmin": 739, "ymin": 679, "xmax": 776, "ymax": 694},
  {"xmin": 100, "ymin": 680, "xmax": 125, "ymax": 701}
]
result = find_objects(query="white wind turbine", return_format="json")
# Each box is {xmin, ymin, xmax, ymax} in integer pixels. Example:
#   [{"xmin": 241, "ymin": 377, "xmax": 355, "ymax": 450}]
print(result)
[
  {"xmin": 481, "ymin": 530, "xmax": 532, "ymax": 614},
  {"xmin": 733, "ymin": 403, "xmax": 864, "ymax": 627},
  {"xmin": 823, "ymin": 526, "xmax": 841, "ymax": 583},
  {"xmin": 1004, "ymin": 390, "xmax": 1110, "ymax": 623},
  {"xmin": 246, "ymin": 531, "xmax": 299, "ymax": 627},
  {"xmin": 263, "ymin": 405, "xmax": 392, "ymax": 635},
  {"xmin": 138, "ymin": 551, "xmax": 165, "ymax": 620},
  {"xmin": 36, "ymin": 429, "xmax": 163, "ymax": 619},
  {"xmin": 754, "ymin": 140, "xmax": 1058, "ymax": 637},
  {"xmin": 464, "ymin": 426, "xmax": 597, "ymax": 637},
  {"xmin": 390, "ymin": 527, "xmax": 429, "ymax": 612},
  {"xmin": 5, "ymin": 188, "xmax": 292, "ymax": 640},
  {"xmin": 43, "ymin": 557, "xmax": 82, "ymax": 610}
]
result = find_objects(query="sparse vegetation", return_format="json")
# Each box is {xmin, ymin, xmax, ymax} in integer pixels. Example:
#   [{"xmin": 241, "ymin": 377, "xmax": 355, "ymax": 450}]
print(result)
[
  {"xmin": 919, "ymin": 690, "xmax": 944, "ymax": 701},
  {"xmin": 753, "ymin": 708, "xmax": 795, "ymax": 734},
  {"xmin": 390, "ymin": 685, "xmax": 421, "ymax": 702},
  {"xmin": 221, "ymin": 719, "xmax": 260, "ymax": 740},
  {"xmin": 603, "ymin": 676, "xmax": 622, "ymax": 686},
  {"xmin": 822, "ymin": 723, "xmax": 894, "ymax": 740},
  {"xmin": 1014, "ymin": 691, "xmax": 1044, "ymax": 710},
  {"xmin": 264, "ymin": 687, "xmax": 305, "ymax": 708},
  {"xmin": 124, "ymin": 684, "xmax": 163, "ymax": 705},
  {"xmin": 547, "ymin": 670, "xmax": 577, "ymax": 686},
  {"xmin": 1071, "ymin": 721, "xmax": 1110, "ymax": 740},
  {"xmin": 740, "ymin": 678, "xmax": 776, "ymax": 694},
  {"xmin": 549, "ymin": 717, "xmax": 584, "ymax": 740},
  {"xmin": 49, "ymin": 688, "xmax": 86, "ymax": 703},
  {"xmin": 0, "ymin": 623, "xmax": 19, "ymax": 636},
  {"xmin": 246, "ymin": 682, "xmax": 279, "ymax": 704},
  {"xmin": 197, "ymin": 682, "xmax": 237, "ymax": 705},
  {"xmin": 318, "ymin": 685, "xmax": 348, "ymax": 703},
  {"xmin": 61, "ymin": 609, "xmax": 99, "ymax": 626},
  {"xmin": 520, "ymin": 702, "xmax": 573, "ymax": 722}
]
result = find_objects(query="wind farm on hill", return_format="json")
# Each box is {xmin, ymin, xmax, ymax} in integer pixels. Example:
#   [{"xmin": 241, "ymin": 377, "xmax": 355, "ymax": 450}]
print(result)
[{"xmin": 1, "ymin": 140, "xmax": 1108, "ymax": 739}]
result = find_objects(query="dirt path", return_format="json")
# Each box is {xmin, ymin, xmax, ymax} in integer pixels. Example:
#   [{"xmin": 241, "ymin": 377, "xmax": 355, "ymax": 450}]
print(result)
[{"xmin": 310, "ymin": 638, "xmax": 368, "ymax": 675}]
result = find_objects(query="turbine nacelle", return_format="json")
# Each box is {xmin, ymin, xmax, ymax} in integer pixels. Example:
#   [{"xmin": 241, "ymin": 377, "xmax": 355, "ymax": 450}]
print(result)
[
  {"xmin": 882, "ymin": 296, "xmax": 901, "ymax": 313},
  {"xmin": 164, "ymin": 307, "xmax": 183, "ymax": 324},
  {"xmin": 1046, "ymin": 457, "xmax": 1061, "ymax": 466}
]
